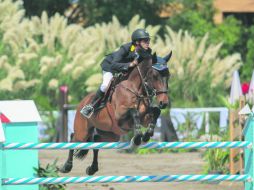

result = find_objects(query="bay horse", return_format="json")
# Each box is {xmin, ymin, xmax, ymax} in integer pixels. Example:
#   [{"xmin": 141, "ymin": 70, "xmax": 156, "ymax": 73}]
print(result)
[{"xmin": 60, "ymin": 51, "xmax": 172, "ymax": 175}]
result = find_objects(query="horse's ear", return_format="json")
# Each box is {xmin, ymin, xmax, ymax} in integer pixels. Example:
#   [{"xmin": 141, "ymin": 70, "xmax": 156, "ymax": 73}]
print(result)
[
  {"xmin": 152, "ymin": 52, "xmax": 157, "ymax": 64},
  {"xmin": 163, "ymin": 51, "xmax": 172, "ymax": 63}
]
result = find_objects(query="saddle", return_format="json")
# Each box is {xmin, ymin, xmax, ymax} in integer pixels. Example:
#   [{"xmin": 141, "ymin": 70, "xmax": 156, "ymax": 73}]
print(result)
[{"xmin": 94, "ymin": 72, "xmax": 128, "ymax": 112}]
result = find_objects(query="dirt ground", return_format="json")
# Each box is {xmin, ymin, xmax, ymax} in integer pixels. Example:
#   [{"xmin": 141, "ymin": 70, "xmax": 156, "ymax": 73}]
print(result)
[{"xmin": 39, "ymin": 150, "xmax": 243, "ymax": 190}]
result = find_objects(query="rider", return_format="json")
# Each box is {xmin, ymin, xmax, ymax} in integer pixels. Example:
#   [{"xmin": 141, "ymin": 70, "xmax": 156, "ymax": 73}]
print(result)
[{"xmin": 80, "ymin": 28, "xmax": 152, "ymax": 118}]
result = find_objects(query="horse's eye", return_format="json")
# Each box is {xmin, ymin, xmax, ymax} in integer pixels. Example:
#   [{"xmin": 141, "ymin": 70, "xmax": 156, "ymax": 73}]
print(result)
[{"xmin": 153, "ymin": 74, "xmax": 159, "ymax": 80}]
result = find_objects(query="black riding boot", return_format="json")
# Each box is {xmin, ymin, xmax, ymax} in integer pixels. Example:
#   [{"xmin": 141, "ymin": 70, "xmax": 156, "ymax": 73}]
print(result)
[{"xmin": 80, "ymin": 89, "xmax": 104, "ymax": 118}]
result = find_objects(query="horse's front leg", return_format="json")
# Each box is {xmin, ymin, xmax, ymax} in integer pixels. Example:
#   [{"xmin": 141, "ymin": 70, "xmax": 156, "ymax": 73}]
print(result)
[
  {"xmin": 142, "ymin": 106, "xmax": 161, "ymax": 142},
  {"xmin": 130, "ymin": 108, "xmax": 143, "ymax": 146}
]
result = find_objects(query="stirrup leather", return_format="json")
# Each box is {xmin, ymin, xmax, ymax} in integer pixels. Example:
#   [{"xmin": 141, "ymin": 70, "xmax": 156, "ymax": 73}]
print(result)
[{"xmin": 80, "ymin": 104, "xmax": 94, "ymax": 118}]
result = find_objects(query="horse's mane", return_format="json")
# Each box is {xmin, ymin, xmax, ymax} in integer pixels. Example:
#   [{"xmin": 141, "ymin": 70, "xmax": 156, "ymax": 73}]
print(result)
[{"xmin": 127, "ymin": 55, "xmax": 153, "ymax": 81}]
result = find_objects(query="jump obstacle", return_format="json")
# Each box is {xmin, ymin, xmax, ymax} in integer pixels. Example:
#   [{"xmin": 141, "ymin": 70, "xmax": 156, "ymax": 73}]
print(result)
[{"xmin": 1, "ymin": 100, "xmax": 254, "ymax": 190}]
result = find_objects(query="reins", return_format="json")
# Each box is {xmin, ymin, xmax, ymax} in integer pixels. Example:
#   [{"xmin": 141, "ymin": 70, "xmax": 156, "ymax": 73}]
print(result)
[{"xmin": 116, "ymin": 57, "xmax": 169, "ymax": 110}]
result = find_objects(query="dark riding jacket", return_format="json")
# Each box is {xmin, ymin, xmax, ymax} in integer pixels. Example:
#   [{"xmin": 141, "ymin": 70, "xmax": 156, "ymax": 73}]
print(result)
[{"xmin": 101, "ymin": 42, "xmax": 152, "ymax": 74}]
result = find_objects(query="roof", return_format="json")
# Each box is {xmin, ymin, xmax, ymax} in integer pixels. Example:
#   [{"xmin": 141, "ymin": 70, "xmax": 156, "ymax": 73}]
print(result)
[
  {"xmin": 0, "ymin": 100, "xmax": 41, "ymax": 123},
  {"xmin": 214, "ymin": 0, "xmax": 254, "ymax": 12}
]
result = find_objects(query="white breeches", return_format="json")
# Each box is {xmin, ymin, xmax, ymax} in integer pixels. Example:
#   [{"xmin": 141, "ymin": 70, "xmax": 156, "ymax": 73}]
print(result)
[{"xmin": 100, "ymin": 71, "xmax": 113, "ymax": 92}]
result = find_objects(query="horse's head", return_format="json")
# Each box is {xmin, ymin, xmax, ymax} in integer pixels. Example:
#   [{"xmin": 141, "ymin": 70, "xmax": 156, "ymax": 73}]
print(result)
[
  {"xmin": 149, "ymin": 51, "xmax": 172, "ymax": 109},
  {"xmin": 128, "ymin": 50, "xmax": 171, "ymax": 109}
]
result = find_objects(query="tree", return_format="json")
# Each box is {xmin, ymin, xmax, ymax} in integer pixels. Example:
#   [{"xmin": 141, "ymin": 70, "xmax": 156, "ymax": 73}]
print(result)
[
  {"xmin": 22, "ymin": 0, "xmax": 169, "ymax": 27},
  {"xmin": 166, "ymin": 0, "xmax": 251, "ymax": 84},
  {"xmin": 23, "ymin": 0, "xmax": 70, "ymax": 17},
  {"xmin": 242, "ymin": 26, "xmax": 254, "ymax": 80},
  {"xmin": 68, "ymin": 0, "xmax": 168, "ymax": 26},
  {"xmin": 209, "ymin": 16, "xmax": 243, "ymax": 57}
]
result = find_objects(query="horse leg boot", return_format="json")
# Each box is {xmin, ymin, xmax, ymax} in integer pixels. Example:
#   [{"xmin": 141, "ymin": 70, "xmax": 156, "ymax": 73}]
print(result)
[
  {"xmin": 80, "ymin": 89, "xmax": 104, "ymax": 118},
  {"xmin": 130, "ymin": 109, "xmax": 143, "ymax": 146},
  {"xmin": 86, "ymin": 133, "xmax": 100, "ymax": 175},
  {"xmin": 142, "ymin": 123, "xmax": 155, "ymax": 143},
  {"xmin": 142, "ymin": 107, "xmax": 161, "ymax": 142},
  {"xmin": 59, "ymin": 133, "xmax": 74, "ymax": 173}
]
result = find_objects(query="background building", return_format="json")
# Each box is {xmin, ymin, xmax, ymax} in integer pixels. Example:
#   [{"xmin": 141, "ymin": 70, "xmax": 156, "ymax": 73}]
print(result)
[{"xmin": 214, "ymin": 0, "xmax": 254, "ymax": 25}]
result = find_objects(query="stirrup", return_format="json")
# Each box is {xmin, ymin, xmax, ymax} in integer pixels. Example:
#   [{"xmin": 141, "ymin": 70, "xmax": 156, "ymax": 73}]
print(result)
[{"xmin": 80, "ymin": 105, "xmax": 94, "ymax": 118}]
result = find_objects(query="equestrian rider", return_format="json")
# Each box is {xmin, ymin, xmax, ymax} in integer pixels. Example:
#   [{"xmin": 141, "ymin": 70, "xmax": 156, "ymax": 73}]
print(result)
[{"xmin": 80, "ymin": 28, "xmax": 152, "ymax": 118}]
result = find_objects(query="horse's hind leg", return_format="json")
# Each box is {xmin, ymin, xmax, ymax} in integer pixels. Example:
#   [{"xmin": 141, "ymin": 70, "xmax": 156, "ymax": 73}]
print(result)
[
  {"xmin": 60, "ymin": 109, "xmax": 91, "ymax": 173},
  {"xmin": 86, "ymin": 130, "xmax": 120, "ymax": 175},
  {"xmin": 86, "ymin": 149, "xmax": 99, "ymax": 175},
  {"xmin": 59, "ymin": 133, "xmax": 74, "ymax": 173},
  {"xmin": 86, "ymin": 132, "xmax": 100, "ymax": 175}
]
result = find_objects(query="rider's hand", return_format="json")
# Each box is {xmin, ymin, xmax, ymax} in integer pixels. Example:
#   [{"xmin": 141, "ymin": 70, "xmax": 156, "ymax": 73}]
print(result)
[{"xmin": 129, "ymin": 59, "xmax": 138, "ymax": 68}]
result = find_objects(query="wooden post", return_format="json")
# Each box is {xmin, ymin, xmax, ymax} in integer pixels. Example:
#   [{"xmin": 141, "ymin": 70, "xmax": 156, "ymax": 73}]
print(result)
[
  {"xmin": 59, "ymin": 85, "xmax": 68, "ymax": 142},
  {"xmin": 229, "ymin": 96, "xmax": 245, "ymax": 174}
]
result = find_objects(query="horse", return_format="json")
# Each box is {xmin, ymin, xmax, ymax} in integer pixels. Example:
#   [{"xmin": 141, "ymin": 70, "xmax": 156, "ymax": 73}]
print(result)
[{"xmin": 60, "ymin": 51, "xmax": 172, "ymax": 175}]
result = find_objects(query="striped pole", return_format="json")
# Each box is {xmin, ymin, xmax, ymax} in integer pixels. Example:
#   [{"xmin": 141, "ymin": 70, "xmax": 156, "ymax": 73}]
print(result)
[
  {"xmin": 244, "ymin": 115, "xmax": 254, "ymax": 190},
  {"xmin": 2, "ymin": 141, "xmax": 252, "ymax": 150},
  {"xmin": 2, "ymin": 175, "xmax": 250, "ymax": 185}
]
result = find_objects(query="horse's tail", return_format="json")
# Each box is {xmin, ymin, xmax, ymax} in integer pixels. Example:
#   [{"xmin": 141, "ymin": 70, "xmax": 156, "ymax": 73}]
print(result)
[
  {"xmin": 74, "ymin": 149, "xmax": 89, "ymax": 160},
  {"xmin": 73, "ymin": 136, "xmax": 91, "ymax": 160}
]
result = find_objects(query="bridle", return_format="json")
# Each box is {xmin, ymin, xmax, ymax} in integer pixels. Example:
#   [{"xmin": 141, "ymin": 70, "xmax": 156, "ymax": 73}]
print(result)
[{"xmin": 119, "ymin": 60, "xmax": 169, "ymax": 105}]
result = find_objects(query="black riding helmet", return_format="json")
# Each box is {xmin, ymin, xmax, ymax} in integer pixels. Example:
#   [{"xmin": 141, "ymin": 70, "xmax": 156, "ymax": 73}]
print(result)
[{"xmin": 131, "ymin": 29, "xmax": 150, "ymax": 42}]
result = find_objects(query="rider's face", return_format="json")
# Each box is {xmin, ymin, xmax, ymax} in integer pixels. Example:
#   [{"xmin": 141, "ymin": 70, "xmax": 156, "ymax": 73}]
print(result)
[{"xmin": 138, "ymin": 38, "xmax": 150, "ymax": 50}]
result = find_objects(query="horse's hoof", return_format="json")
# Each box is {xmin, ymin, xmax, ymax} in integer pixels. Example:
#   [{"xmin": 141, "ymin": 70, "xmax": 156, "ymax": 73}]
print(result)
[
  {"xmin": 131, "ymin": 134, "xmax": 142, "ymax": 146},
  {"xmin": 142, "ymin": 132, "xmax": 150, "ymax": 142},
  {"xmin": 86, "ymin": 166, "xmax": 98, "ymax": 176},
  {"xmin": 149, "ymin": 131, "xmax": 154, "ymax": 137},
  {"xmin": 59, "ymin": 162, "xmax": 73, "ymax": 173},
  {"xmin": 147, "ymin": 127, "xmax": 154, "ymax": 137}
]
